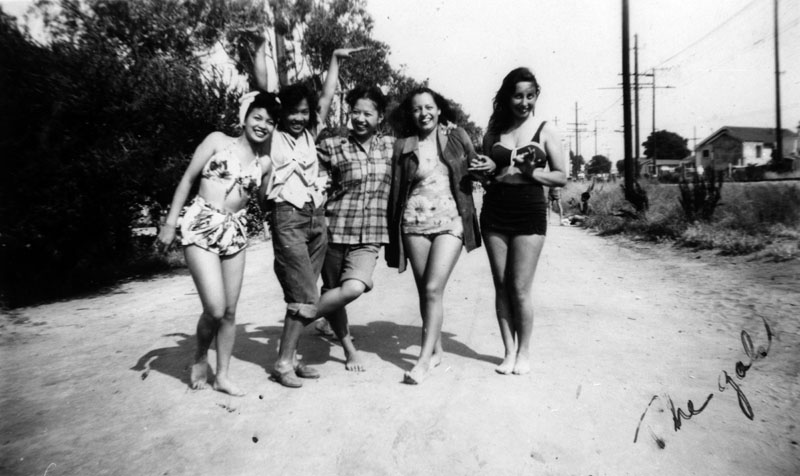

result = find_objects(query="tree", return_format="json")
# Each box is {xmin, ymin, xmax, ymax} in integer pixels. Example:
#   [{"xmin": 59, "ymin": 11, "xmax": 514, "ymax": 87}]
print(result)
[
  {"xmin": 227, "ymin": 1, "xmax": 481, "ymax": 138},
  {"xmin": 586, "ymin": 155, "xmax": 612, "ymax": 175},
  {"xmin": 570, "ymin": 151, "xmax": 585, "ymax": 178},
  {"xmin": 642, "ymin": 130, "xmax": 690, "ymax": 174},
  {"xmin": 1, "ymin": 0, "xmax": 257, "ymax": 305},
  {"xmin": 616, "ymin": 159, "xmax": 625, "ymax": 175}
]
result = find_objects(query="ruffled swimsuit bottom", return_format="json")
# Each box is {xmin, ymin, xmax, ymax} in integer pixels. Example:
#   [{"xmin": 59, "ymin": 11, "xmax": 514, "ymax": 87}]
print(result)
[{"xmin": 178, "ymin": 196, "xmax": 249, "ymax": 256}]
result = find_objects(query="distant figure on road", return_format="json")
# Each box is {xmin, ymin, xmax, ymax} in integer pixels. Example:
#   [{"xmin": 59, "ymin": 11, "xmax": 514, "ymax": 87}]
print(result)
[
  {"xmin": 386, "ymin": 87, "xmax": 482, "ymax": 385},
  {"xmin": 548, "ymin": 186, "xmax": 564, "ymax": 225},
  {"xmin": 156, "ymin": 91, "xmax": 281, "ymax": 396},
  {"xmin": 479, "ymin": 67, "xmax": 567, "ymax": 375}
]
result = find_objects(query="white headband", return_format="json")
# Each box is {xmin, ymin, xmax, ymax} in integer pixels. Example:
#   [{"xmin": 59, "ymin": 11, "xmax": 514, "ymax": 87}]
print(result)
[{"xmin": 238, "ymin": 91, "xmax": 260, "ymax": 126}]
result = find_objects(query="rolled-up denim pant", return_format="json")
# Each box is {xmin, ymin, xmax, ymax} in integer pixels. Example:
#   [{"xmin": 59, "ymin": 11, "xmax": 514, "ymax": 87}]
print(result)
[{"xmin": 268, "ymin": 201, "xmax": 327, "ymax": 319}]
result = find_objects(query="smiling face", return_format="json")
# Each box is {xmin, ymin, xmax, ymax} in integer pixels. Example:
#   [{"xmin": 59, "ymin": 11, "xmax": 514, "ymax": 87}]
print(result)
[
  {"xmin": 349, "ymin": 98, "xmax": 382, "ymax": 140},
  {"xmin": 510, "ymin": 81, "xmax": 538, "ymax": 121},
  {"xmin": 282, "ymin": 98, "xmax": 311, "ymax": 137},
  {"xmin": 411, "ymin": 92, "xmax": 440, "ymax": 136},
  {"xmin": 244, "ymin": 107, "xmax": 275, "ymax": 144}
]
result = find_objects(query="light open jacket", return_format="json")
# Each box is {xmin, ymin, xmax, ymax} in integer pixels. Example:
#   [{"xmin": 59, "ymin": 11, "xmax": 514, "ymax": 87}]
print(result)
[{"xmin": 386, "ymin": 126, "xmax": 481, "ymax": 273}]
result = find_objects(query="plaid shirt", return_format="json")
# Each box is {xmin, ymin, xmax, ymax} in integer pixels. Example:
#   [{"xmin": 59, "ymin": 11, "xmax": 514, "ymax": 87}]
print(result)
[{"xmin": 317, "ymin": 133, "xmax": 395, "ymax": 244}]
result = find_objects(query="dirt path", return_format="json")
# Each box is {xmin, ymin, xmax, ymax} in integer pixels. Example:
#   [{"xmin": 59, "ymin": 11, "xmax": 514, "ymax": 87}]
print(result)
[{"xmin": 2, "ymin": 225, "xmax": 799, "ymax": 476}]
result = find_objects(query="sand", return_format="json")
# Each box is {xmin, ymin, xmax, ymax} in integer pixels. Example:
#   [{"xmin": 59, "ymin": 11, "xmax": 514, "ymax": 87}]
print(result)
[{"xmin": 1, "ymin": 225, "xmax": 799, "ymax": 476}]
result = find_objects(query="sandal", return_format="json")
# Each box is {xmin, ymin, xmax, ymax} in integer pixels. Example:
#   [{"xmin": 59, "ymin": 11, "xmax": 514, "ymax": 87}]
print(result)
[
  {"xmin": 273, "ymin": 369, "xmax": 303, "ymax": 388},
  {"xmin": 294, "ymin": 364, "xmax": 320, "ymax": 379}
]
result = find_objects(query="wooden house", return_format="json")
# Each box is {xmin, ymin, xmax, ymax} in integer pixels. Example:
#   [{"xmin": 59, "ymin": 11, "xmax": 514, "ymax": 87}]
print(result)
[{"xmin": 693, "ymin": 126, "xmax": 799, "ymax": 172}]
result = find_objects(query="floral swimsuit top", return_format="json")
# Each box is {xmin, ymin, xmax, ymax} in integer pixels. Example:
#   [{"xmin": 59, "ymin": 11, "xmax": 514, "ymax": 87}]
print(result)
[{"xmin": 201, "ymin": 140, "xmax": 263, "ymax": 198}]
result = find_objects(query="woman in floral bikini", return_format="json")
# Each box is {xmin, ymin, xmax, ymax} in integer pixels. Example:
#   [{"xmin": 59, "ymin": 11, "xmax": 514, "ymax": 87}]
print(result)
[{"xmin": 157, "ymin": 91, "xmax": 281, "ymax": 396}]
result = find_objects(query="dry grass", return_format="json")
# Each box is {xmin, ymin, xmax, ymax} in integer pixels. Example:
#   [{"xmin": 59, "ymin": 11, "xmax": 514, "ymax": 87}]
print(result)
[{"xmin": 563, "ymin": 179, "xmax": 800, "ymax": 260}]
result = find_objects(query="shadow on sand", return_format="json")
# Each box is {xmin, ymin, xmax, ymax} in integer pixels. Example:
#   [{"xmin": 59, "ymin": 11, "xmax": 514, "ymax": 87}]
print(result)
[{"xmin": 131, "ymin": 320, "xmax": 501, "ymax": 385}]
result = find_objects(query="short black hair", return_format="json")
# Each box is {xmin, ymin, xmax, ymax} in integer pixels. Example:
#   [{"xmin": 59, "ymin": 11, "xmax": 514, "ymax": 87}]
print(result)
[
  {"xmin": 278, "ymin": 82, "xmax": 319, "ymax": 132},
  {"xmin": 345, "ymin": 85, "xmax": 388, "ymax": 114},
  {"xmin": 245, "ymin": 91, "xmax": 281, "ymax": 122}
]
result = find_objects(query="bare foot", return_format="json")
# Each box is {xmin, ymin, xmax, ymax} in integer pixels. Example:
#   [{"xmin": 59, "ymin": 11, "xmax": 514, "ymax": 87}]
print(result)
[
  {"xmin": 512, "ymin": 358, "xmax": 531, "ymax": 375},
  {"xmin": 495, "ymin": 355, "xmax": 515, "ymax": 375},
  {"xmin": 431, "ymin": 352, "xmax": 443, "ymax": 368},
  {"xmin": 345, "ymin": 350, "xmax": 366, "ymax": 372},
  {"xmin": 213, "ymin": 376, "xmax": 245, "ymax": 397},
  {"xmin": 403, "ymin": 362, "xmax": 431, "ymax": 385},
  {"xmin": 190, "ymin": 362, "xmax": 210, "ymax": 390}
]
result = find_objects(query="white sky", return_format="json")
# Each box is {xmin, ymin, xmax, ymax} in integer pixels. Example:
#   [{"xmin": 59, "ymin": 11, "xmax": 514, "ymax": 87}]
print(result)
[
  {"xmin": 2, "ymin": 0, "xmax": 798, "ymax": 160},
  {"xmin": 368, "ymin": 0, "xmax": 800, "ymax": 159}
]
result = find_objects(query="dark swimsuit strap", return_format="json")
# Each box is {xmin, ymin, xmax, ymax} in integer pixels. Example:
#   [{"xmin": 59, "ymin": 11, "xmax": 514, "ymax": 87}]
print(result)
[{"xmin": 532, "ymin": 121, "xmax": 547, "ymax": 143}]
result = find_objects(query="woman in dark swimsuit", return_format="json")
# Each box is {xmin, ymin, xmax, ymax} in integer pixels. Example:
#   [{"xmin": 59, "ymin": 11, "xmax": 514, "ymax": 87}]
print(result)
[{"xmin": 473, "ymin": 67, "xmax": 567, "ymax": 375}]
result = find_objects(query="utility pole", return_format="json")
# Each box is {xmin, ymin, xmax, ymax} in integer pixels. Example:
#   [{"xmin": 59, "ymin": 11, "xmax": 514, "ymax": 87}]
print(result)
[
  {"xmin": 634, "ymin": 34, "xmax": 640, "ymax": 171},
  {"xmin": 774, "ymin": 0, "xmax": 783, "ymax": 162},
  {"xmin": 638, "ymin": 68, "xmax": 673, "ymax": 177},
  {"xmin": 622, "ymin": 0, "xmax": 635, "ymax": 197},
  {"xmin": 593, "ymin": 119, "xmax": 604, "ymax": 157},
  {"xmin": 568, "ymin": 102, "xmax": 587, "ymax": 158}
]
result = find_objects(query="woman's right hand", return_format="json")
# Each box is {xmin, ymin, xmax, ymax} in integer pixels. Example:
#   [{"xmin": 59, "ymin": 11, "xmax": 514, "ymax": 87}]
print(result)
[
  {"xmin": 156, "ymin": 224, "xmax": 177, "ymax": 253},
  {"xmin": 468, "ymin": 154, "xmax": 496, "ymax": 175},
  {"xmin": 333, "ymin": 47, "xmax": 368, "ymax": 59}
]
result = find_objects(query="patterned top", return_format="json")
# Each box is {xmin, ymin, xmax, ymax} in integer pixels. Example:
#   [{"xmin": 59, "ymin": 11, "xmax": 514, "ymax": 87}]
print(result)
[
  {"xmin": 201, "ymin": 140, "xmax": 262, "ymax": 198},
  {"xmin": 264, "ymin": 130, "xmax": 326, "ymax": 209},
  {"xmin": 402, "ymin": 160, "xmax": 462, "ymax": 236},
  {"xmin": 317, "ymin": 133, "xmax": 394, "ymax": 244}
]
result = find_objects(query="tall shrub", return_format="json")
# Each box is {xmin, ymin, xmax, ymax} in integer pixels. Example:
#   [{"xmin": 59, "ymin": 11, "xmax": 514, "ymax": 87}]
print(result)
[
  {"xmin": 678, "ymin": 170, "xmax": 723, "ymax": 222},
  {"xmin": 0, "ymin": 3, "xmax": 243, "ymax": 306}
]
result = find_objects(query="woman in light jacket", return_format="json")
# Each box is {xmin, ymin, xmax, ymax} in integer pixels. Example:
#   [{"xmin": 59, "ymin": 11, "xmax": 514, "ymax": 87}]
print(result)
[{"xmin": 386, "ymin": 87, "xmax": 481, "ymax": 384}]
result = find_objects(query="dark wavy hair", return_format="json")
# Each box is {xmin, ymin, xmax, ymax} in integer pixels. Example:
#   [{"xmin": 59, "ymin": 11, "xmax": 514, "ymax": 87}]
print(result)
[
  {"xmin": 389, "ymin": 87, "xmax": 456, "ymax": 137},
  {"xmin": 246, "ymin": 91, "xmax": 281, "ymax": 122},
  {"xmin": 345, "ymin": 85, "xmax": 388, "ymax": 114},
  {"xmin": 277, "ymin": 82, "xmax": 319, "ymax": 132},
  {"xmin": 486, "ymin": 67, "xmax": 541, "ymax": 135}
]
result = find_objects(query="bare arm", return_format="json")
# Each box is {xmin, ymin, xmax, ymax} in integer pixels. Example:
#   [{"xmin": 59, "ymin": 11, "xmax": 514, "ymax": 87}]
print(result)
[
  {"xmin": 254, "ymin": 31, "xmax": 270, "ymax": 92},
  {"xmin": 156, "ymin": 132, "xmax": 222, "ymax": 249},
  {"xmin": 257, "ymin": 154, "xmax": 274, "ymax": 207},
  {"xmin": 317, "ymin": 47, "xmax": 366, "ymax": 127},
  {"xmin": 531, "ymin": 122, "xmax": 568, "ymax": 187}
]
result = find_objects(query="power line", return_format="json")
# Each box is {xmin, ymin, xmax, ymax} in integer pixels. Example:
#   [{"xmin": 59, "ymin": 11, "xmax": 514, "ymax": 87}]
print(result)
[{"xmin": 654, "ymin": 0, "xmax": 761, "ymax": 68}]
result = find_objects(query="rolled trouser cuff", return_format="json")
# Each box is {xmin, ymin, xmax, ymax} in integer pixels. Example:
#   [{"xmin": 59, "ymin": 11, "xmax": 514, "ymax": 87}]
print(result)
[{"xmin": 287, "ymin": 302, "xmax": 317, "ymax": 319}]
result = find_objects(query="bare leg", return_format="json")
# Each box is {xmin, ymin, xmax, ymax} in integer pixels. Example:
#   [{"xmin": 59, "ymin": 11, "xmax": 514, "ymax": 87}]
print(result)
[
  {"xmin": 275, "ymin": 314, "xmax": 313, "ymax": 372},
  {"xmin": 184, "ymin": 246, "xmax": 235, "ymax": 393},
  {"xmin": 482, "ymin": 231, "xmax": 516, "ymax": 374},
  {"xmin": 211, "ymin": 250, "xmax": 246, "ymax": 396},
  {"xmin": 191, "ymin": 314, "xmax": 219, "ymax": 389},
  {"xmin": 556, "ymin": 199, "xmax": 564, "ymax": 225},
  {"xmin": 507, "ymin": 234, "xmax": 545, "ymax": 375},
  {"xmin": 403, "ymin": 233, "xmax": 462, "ymax": 384},
  {"xmin": 319, "ymin": 279, "xmax": 367, "ymax": 371}
]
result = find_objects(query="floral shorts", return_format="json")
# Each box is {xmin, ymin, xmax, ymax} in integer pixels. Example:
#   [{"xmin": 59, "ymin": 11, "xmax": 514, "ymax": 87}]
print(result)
[{"xmin": 178, "ymin": 196, "xmax": 248, "ymax": 256}]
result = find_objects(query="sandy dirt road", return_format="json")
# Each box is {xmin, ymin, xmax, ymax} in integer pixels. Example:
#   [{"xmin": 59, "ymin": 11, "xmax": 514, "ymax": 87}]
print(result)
[{"xmin": 2, "ymin": 224, "xmax": 799, "ymax": 476}]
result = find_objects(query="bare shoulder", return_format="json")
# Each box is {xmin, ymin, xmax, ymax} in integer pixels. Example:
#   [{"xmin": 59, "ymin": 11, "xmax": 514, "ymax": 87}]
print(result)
[
  {"xmin": 199, "ymin": 131, "xmax": 231, "ymax": 148},
  {"xmin": 540, "ymin": 121, "xmax": 561, "ymax": 144}
]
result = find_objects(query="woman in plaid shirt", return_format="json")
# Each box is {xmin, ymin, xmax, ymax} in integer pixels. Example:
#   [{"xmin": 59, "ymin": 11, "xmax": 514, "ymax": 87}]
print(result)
[{"xmin": 316, "ymin": 85, "xmax": 394, "ymax": 372}]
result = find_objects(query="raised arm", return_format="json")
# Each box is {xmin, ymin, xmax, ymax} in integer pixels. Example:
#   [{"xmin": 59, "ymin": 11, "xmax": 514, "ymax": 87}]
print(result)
[
  {"xmin": 254, "ymin": 31, "xmax": 270, "ymax": 92},
  {"xmin": 317, "ymin": 47, "xmax": 366, "ymax": 126}
]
